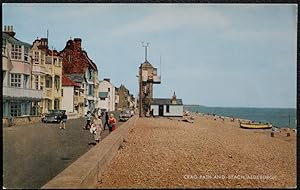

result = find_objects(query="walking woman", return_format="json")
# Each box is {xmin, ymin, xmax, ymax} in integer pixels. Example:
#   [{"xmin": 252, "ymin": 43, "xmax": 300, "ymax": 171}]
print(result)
[
  {"xmin": 108, "ymin": 113, "xmax": 117, "ymax": 133},
  {"xmin": 90, "ymin": 113, "xmax": 103, "ymax": 144}
]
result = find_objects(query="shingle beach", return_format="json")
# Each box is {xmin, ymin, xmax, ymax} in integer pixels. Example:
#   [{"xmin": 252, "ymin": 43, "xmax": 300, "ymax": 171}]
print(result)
[{"xmin": 97, "ymin": 113, "xmax": 296, "ymax": 188}]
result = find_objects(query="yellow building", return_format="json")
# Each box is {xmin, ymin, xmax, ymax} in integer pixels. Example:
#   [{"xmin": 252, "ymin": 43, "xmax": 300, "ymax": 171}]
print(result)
[{"xmin": 31, "ymin": 38, "xmax": 62, "ymax": 114}]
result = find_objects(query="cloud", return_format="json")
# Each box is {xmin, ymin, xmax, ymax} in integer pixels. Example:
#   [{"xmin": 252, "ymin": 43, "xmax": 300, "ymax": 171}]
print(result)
[{"xmin": 107, "ymin": 5, "xmax": 230, "ymax": 38}]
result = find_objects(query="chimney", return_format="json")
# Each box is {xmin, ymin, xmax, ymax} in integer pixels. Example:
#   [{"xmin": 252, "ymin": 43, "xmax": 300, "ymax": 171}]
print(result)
[
  {"xmin": 104, "ymin": 78, "xmax": 110, "ymax": 83},
  {"xmin": 74, "ymin": 38, "xmax": 82, "ymax": 50},
  {"xmin": 3, "ymin": 25, "xmax": 16, "ymax": 37},
  {"xmin": 171, "ymin": 92, "xmax": 177, "ymax": 104},
  {"xmin": 40, "ymin": 38, "xmax": 48, "ymax": 49}
]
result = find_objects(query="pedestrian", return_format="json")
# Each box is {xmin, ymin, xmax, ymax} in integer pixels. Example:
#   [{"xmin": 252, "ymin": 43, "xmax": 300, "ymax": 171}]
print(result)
[
  {"xmin": 60, "ymin": 111, "xmax": 67, "ymax": 129},
  {"xmin": 84, "ymin": 111, "xmax": 92, "ymax": 130},
  {"xmin": 108, "ymin": 113, "xmax": 117, "ymax": 133},
  {"xmin": 90, "ymin": 113, "xmax": 103, "ymax": 144},
  {"xmin": 104, "ymin": 111, "xmax": 109, "ymax": 130}
]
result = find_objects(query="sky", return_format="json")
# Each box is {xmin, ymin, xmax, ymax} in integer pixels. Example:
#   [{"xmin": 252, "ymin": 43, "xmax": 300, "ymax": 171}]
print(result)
[{"xmin": 2, "ymin": 3, "xmax": 297, "ymax": 108}]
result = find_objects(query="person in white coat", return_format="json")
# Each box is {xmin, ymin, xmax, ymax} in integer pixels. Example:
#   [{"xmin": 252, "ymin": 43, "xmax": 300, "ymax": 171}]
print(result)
[{"xmin": 90, "ymin": 113, "xmax": 103, "ymax": 144}]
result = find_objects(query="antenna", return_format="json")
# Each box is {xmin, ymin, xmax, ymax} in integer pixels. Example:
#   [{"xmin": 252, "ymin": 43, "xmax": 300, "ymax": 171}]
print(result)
[
  {"xmin": 47, "ymin": 29, "xmax": 49, "ymax": 39},
  {"xmin": 142, "ymin": 41, "xmax": 150, "ymax": 62},
  {"xmin": 160, "ymin": 55, "xmax": 162, "ymax": 77}
]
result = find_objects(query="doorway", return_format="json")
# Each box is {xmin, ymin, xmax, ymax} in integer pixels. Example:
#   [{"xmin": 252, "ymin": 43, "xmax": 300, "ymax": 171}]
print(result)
[{"xmin": 159, "ymin": 105, "xmax": 164, "ymax": 116}]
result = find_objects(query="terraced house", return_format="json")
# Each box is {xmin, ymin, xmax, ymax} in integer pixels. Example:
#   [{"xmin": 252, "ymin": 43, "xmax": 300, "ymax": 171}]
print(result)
[
  {"xmin": 2, "ymin": 26, "xmax": 43, "ymax": 125},
  {"xmin": 60, "ymin": 38, "xmax": 99, "ymax": 114},
  {"xmin": 31, "ymin": 37, "xmax": 63, "ymax": 114}
]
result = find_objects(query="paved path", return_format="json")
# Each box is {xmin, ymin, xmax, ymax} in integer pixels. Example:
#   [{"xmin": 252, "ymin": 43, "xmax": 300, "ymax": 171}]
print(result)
[{"xmin": 3, "ymin": 115, "xmax": 124, "ymax": 189}]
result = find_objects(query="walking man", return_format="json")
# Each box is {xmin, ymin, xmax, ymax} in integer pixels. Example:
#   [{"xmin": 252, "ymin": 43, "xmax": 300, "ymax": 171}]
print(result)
[
  {"xmin": 84, "ymin": 111, "xmax": 92, "ymax": 130},
  {"xmin": 60, "ymin": 111, "xmax": 67, "ymax": 129}
]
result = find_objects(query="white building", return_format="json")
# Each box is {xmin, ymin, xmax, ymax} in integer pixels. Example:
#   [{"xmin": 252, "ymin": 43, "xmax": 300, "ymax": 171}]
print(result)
[
  {"xmin": 150, "ymin": 92, "xmax": 183, "ymax": 117},
  {"xmin": 97, "ymin": 79, "xmax": 115, "ymax": 112},
  {"xmin": 2, "ymin": 26, "xmax": 43, "ymax": 119},
  {"xmin": 61, "ymin": 75, "xmax": 82, "ymax": 113}
]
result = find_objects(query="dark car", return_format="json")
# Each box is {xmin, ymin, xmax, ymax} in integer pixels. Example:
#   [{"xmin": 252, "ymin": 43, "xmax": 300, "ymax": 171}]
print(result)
[
  {"xmin": 42, "ymin": 110, "xmax": 65, "ymax": 123},
  {"xmin": 119, "ymin": 110, "xmax": 131, "ymax": 122}
]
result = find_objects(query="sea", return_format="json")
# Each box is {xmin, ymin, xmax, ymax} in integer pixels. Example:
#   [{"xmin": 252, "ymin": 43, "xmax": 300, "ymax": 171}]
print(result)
[{"xmin": 183, "ymin": 105, "xmax": 297, "ymax": 129}]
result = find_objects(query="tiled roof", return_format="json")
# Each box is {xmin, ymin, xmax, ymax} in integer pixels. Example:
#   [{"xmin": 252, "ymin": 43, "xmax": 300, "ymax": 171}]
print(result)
[
  {"xmin": 152, "ymin": 98, "xmax": 183, "ymax": 105},
  {"xmin": 62, "ymin": 75, "xmax": 80, "ymax": 87},
  {"xmin": 3, "ymin": 33, "xmax": 31, "ymax": 47}
]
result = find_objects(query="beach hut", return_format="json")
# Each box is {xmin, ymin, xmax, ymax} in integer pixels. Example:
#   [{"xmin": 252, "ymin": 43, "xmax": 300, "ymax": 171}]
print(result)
[{"xmin": 150, "ymin": 92, "xmax": 183, "ymax": 117}]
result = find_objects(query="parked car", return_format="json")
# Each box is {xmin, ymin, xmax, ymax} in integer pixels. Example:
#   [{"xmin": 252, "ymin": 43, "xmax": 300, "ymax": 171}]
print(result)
[
  {"xmin": 119, "ymin": 110, "xmax": 131, "ymax": 122},
  {"xmin": 42, "ymin": 110, "xmax": 65, "ymax": 123}
]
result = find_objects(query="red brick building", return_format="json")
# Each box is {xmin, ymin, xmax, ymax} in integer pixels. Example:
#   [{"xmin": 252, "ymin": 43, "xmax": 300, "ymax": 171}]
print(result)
[{"xmin": 60, "ymin": 38, "xmax": 99, "ymax": 114}]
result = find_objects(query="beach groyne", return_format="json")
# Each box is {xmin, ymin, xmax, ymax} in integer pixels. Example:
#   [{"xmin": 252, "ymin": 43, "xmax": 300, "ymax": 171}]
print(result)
[{"xmin": 42, "ymin": 115, "xmax": 137, "ymax": 189}]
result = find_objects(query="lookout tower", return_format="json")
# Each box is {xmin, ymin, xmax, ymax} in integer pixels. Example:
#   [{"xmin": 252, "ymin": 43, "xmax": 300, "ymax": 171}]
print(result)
[{"xmin": 138, "ymin": 42, "xmax": 161, "ymax": 117}]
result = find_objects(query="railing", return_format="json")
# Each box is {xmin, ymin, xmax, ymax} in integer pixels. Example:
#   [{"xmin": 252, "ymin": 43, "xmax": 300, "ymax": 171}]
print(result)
[
  {"xmin": 32, "ymin": 65, "xmax": 46, "ymax": 74},
  {"xmin": 3, "ymin": 86, "xmax": 43, "ymax": 99}
]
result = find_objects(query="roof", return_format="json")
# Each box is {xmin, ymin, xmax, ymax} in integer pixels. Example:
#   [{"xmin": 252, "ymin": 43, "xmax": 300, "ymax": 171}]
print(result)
[
  {"xmin": 46, "ymin": 49, "xmax": 61, "ymax": 57},
  {"xmin": 62, "ymin": 75, "xmax": 80, "ymax": 87},
  {"xmin": 151, "ymin": 98, "xmax": 183, "ymax": 105},
  {"xmin": 3, "ymin": 33, "xmax": 31, "ymax": 48},
  {"xmin": 140, "ymin": 60, "xmax": 154, "ymax": 68}
]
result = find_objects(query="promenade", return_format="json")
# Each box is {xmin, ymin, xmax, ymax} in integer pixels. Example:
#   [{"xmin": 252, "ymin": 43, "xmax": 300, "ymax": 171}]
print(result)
[
  {"xmin": 97, "ymin": 113, "xmax": 296, "ymax": 188},
  {"xmin": 3, "ymin": 114, "xmax": 122, "ymax": 189}
]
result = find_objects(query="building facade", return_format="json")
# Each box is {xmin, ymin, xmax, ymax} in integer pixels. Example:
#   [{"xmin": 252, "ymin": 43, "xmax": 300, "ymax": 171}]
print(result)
[
  {"xmin": 2, "ymin": 26, "xmax": 43, "ymax": 119},
  {"xmin": 150, "ymin": 93, "xmax": 183, "ymax": 117},
  {"xmin": 60, "ymin": 38, "xmax": 99, "ymax": 114},
  {"xmin": 116, "ymin": 84, "xmax": 131, "ymax": 110},
  {"xmin": 61, "ymin": 75, "xmax": 84, "ymax": 115},
  {"xmin": 31, "ymin": 38, "xmax": 63, "ymax": 114},
  {"xmin": 97, "ymin": 79, "xmax": 116, "ymax": 112}
]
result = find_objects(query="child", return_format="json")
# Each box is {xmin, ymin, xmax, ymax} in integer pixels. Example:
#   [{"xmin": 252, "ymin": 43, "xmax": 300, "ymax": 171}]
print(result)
[{"xmin": 108, "ymin": 113, "xmax": 117, "ymax": 133}]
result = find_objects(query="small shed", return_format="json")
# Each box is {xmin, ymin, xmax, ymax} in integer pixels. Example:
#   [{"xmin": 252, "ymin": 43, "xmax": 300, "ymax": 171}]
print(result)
[{"xmin": 150, "ymin": 92, "xmax": 183, "ymax": 117}]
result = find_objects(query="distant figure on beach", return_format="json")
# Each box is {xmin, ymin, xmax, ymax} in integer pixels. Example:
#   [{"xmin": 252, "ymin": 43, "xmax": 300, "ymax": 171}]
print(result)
[
  {"xmin": 90, "ymin": 113, "xmax": 103, "ymax": 144},
  {"xmin": 60, "ymin": 111, "xmax": 67, "ymax": 129},
  {"xmin": 108, "ymin": 113, "xmax": 117, "ymax": 133},
  {"xmin": 84, "ymin": 111, "xmax": 92, "ymax": 130}
]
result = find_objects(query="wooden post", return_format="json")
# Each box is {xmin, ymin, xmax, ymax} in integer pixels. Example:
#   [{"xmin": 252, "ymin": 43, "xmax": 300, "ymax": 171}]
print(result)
[
  {"xmin": 287, "ymin": 132, "xmax": 290, "ymax": 137},
  {"xmin": 271, "ymin": 132, "xmax": 274, "ymax": 137}
]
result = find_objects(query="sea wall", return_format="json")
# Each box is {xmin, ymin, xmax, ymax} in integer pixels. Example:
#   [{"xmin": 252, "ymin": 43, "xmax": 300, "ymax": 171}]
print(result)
[{"xmin": 42, "ymin": 115, "xmax": 137, "ymax": 189}]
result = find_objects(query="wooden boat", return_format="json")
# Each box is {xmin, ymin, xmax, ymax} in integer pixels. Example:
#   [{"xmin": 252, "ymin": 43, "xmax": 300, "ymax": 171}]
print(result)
[{"xmin": 240, "ymin": 123, "xmax": 272, "ymax": 129}]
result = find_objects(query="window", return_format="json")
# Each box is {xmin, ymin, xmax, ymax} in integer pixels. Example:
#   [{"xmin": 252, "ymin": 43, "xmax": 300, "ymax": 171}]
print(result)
[
  {"xmin": 31, "ymin": 102, "xmax": 39, "ymax": 115},
  {"xmin": 35, "ymin": 76, "xmax": 39, "ymax": 90},
  {"xmin": 11, "ymin": 74, "xmax": 21, "ymax": 87},
  {"xmin": 54, "ymin": 99, "xmax": 59, "ymax": 110},
  {"xmin": 46, "ymin": 57, "xmax": 52, "ymax": 64},
  {"xmin": 23, "ymin": 75, "xmax": 29, "ymax": 88},
  {"xmin": 61, "ymin": 89, "xmax": 64, "ymax": 97},
  {"xmin": 2, "ymin": 39, "xmax": 6, "ymax": 55},
  {"xmin": 54, "ymin": 77, "xmax": 60, "ymax": 90},
  {"xmin": 68, "ymin": 54, "xmax": 72, "ymax": 62},
  {"xmin": 46, "ymin": 77, "xmax": 52, "ymax": 88},
  {"xmin": 11, "ymin": 44, "xmax": 22, "ymax": 60},
  {"xmin": 41, "ymin": 52, "xmax": 45, "ymax": 64},
  {"xmin": 88, "ymin": 68, "xmax": 92, "ymax": 80},
  {"xmin": 166, "ymin": 105, "xmax": 170, "ymax": 113},
  {"xmin": 54, "ymin": 58, "xmax": 57, "ymax": 65},
  {"xmin": 34, "ymin": 51, "xmax": 39, "ymax": 63},
  {"xmin": 108, "ymin": 88, "xmax": 110, "ymax": 92},
  {"xmin": 10, "ymin": 102, "xmax": 21, "ymax": 116},
  {"xmin": 3, "ymin": 71, "xmax": 6, "ymax": 83},
  {"xmin": 100, "ymin": 97, "xmax": 105, "ymax": 100},
  {"xmin": 88, "ymin": 84, "xmax": 93, "ymax": 96},
  {"xmin": 24, "ymin": 47, "xmax": 29, "ymax": 62}
]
